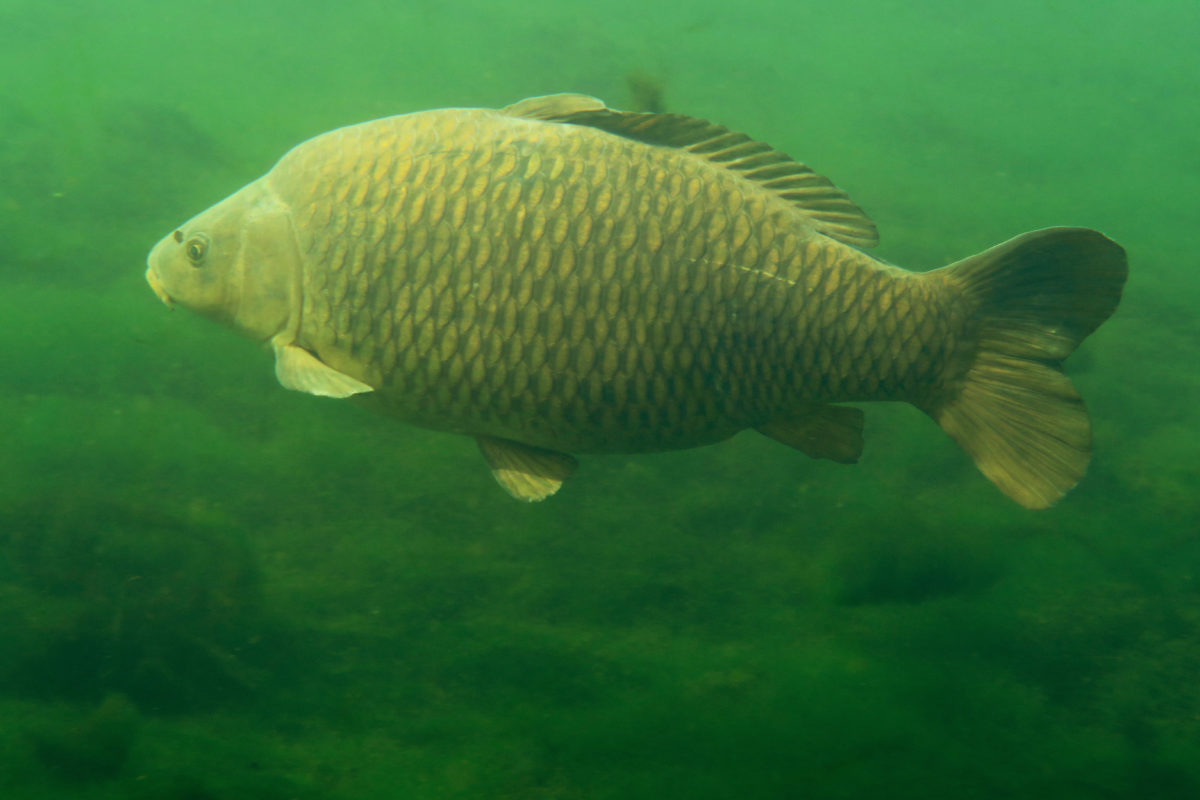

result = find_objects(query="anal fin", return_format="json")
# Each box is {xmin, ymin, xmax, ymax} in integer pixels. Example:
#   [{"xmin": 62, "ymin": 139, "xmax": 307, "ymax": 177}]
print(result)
[
  {"xmin": 274, "ymin": 343, "xmax": 373, "ymax": 398},
  {"xmin": 757, "ymin": 404, "xmax": 864, "ymax": 464},
  {"xmin": 476, "ymin": 436, "xmax": 578, "ymax": 502}
]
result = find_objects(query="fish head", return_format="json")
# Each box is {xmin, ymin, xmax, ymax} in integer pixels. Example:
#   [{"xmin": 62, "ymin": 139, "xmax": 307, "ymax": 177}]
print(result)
[{"xmin": 146, "ymin": 178, "xmax": 300, "ymax": 343}]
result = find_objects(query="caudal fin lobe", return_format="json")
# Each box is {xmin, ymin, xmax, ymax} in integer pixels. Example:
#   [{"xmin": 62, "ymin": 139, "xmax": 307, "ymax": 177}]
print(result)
[{"xmin": 926, "ymin": 228, "xmax": 1127, "ymax": 508}]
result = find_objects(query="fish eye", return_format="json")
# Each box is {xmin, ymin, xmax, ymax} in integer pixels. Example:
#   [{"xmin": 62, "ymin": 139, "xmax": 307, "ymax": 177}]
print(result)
[{"xmin": 184, "ymin": 235, "xmax": 209, "ymax": 267}]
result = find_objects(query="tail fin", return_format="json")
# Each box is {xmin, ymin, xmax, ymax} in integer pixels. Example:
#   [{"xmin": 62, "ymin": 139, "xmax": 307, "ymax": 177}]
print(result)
[{"xmin": 924, "ymin": 228, "xmax": 1127, "ymax": 508}]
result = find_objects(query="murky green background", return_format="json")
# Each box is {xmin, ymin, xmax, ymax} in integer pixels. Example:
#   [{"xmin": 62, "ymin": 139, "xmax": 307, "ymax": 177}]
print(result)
[{"xmin": 2, "ymin": 1, "xmax": 1197, "ymax": 797}]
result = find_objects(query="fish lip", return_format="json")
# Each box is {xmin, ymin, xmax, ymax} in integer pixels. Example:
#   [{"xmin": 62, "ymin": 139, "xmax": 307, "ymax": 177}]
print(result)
[{"xmin": 145, "ymin": 266, "xmax": 174, "ymax": 310}]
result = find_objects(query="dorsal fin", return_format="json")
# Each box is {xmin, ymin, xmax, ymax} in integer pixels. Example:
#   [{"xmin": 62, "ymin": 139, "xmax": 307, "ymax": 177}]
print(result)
[
  {"xmin": 501, "ymin": 94, "xmax": 879, "ymax": 249},
  {"xmin": 501, "ymin": 93, "xmax": 608, "ymax": 119}
]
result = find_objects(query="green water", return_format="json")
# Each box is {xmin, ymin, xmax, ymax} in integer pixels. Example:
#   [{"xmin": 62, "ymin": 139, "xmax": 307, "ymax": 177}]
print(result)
[{"xmin": 2, "ymin": 1, "xmax": 1197, "ymax": 797}]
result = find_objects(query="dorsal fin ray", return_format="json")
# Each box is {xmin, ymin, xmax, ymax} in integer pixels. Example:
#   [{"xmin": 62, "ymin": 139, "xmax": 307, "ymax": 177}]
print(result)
[{"xmin": 500, "ymin": 94, "xmax": 879, "ymax": 249}]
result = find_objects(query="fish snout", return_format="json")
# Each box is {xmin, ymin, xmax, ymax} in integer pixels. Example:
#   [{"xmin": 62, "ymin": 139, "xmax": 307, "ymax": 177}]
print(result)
[{"xmin": 145, "ymin": 264, "xmax": 174, "ymax": 309}]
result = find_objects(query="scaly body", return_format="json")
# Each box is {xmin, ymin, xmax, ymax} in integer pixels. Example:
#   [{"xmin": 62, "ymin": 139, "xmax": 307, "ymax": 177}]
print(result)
[{"xmin": 272, "ymin": 107, "xmax": 956, "ymax": 453}]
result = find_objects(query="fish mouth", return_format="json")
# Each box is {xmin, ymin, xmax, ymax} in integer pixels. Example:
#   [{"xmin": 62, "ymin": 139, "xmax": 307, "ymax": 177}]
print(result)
[{"xmin": 145, "ymin": 266, "xmax": 174, "ymax": 310}]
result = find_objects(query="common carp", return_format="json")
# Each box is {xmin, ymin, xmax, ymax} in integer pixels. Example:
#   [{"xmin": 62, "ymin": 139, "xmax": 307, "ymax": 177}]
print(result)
[{"xmin": 145, "ymin": 94, "xmax": 1127, "ymax": 507}]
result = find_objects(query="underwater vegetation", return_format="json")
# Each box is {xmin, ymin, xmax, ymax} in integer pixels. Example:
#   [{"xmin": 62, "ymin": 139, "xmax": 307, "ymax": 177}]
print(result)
[
  {"xmin": 28, "ymin": 692, "xmax": 141, "ymax": 782},
  {"xmin": 828, "ymin": 511, "xmax": 1004, "ymax": 605},
  {"xmin": 0, "ymin": 476, "xmax": 1196, "ymax": 798},
  {"xmin": 1, "ymin": 494, "xmax": 267, "ymax": 713},
  {"xmin": 0, "ymin": 495, "xmax": 322, "ymax": 797}
]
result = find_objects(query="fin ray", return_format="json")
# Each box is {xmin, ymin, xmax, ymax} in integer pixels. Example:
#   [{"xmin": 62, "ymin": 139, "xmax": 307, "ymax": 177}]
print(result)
[
  {"xmin": 501, "ymin": 94, "xmax": 878, "ymax": 249},
  {"xmin": 476, "ymin": 435, "xmax": 578, "ymax": 502},
  {"xmin": 274, "ymin": 343, "xmax": 373, "ymax": 398},
  {"xmin": 924, "ymin": 228, "xmax": 1127, "ymax": 508}
]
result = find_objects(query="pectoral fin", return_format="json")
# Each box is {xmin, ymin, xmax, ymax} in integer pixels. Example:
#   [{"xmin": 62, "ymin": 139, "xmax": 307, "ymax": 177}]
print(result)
[
  {"xmin": 757, "ymin": 404, "xmax": 864, "ymax": 463},
  {"xmin": 476, "ymin": 435, "xmax": 578, "ymax": 501},
  {"xmin": 273, "ymin": 343, "xmax": 373, "ymax": 398}
]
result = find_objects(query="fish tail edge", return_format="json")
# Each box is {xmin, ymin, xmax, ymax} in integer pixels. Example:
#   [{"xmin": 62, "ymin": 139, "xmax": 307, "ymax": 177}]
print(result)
[{"xmin": 923, "ymin": 227, "xmax": 1127, "ymax": 508}]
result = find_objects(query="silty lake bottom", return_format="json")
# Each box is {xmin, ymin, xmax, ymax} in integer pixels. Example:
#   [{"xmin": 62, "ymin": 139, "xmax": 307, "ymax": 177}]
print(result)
[{"xmin": 1, "ymin": 1, "xmax": 1197, "ymax": 797}]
